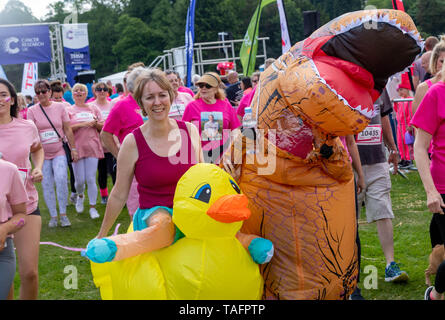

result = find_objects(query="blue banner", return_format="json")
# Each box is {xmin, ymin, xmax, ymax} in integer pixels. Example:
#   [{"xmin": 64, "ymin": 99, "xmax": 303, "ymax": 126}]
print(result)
[
  {"xmin": 0, "ymin": 25, "xmax": 52, "ymax": 65},
  {"xmin": 185, "ymin": 0, "xmax": 196, "ymax": 87},
  {"xmin": 62, "ymin": 24, "xmax": 91, "ymax": 86}
]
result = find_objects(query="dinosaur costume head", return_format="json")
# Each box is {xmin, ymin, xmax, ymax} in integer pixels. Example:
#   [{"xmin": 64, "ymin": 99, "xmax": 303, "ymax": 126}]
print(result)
[
  {"xmin": 228, "ymin": 9, "xmax": 422, "ymax": 300},
  {"xmin": 253, "ymin": 9, "xmax": 422, "ymax": 162}
]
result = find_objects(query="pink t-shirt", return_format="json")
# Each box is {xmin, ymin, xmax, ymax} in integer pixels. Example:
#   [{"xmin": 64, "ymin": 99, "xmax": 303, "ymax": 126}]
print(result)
[
  {"xmin": 102, "ymin": 94, "xmax": 144, "ymax": 143},
  {"xmin": 237, "ymin": 86, "xmax": 256, "ymax": 118},
  {"xmin": 178, "ymin": 86, "xmax": 194, "ymax": 97},
  {"xmin": 411, "ymin": 82, "xmax": 445, "ymax": 193},
  {"xmin": 169, "ymin": 92, "xmax": 194, "ymax": 120},
  {"xmin": 91, "ymin": 100, "xmax": 113, "ymax": 152},
  {"xmin": 0, "ymin": 117, "xmax": 40, "ymax": 214},
  {"xmin": 0, "ymin": 159, "xmax": 28, "ymax": 223},
  {"xmin": 67, "ymin": 104, "xmax": 104, "ymax": 160},
  {"xmin": 27, "ymin": 102, "xmax": 70, "ymax": 160},
  {"xmin": 182, "ymin": 98, "xmax": 241, "ymax": 151}
]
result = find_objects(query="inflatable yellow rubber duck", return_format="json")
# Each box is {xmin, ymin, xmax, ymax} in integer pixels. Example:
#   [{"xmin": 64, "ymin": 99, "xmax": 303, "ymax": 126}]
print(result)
[{"xmin": 87, "ymin": 163, "xmax": 268, "ymax": 300}]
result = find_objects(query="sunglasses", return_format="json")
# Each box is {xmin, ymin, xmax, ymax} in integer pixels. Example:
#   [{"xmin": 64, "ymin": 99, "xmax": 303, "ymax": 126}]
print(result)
[
  {"xmin": 35, "ymin": 89, "xmax": 48, "ymax": 95},
  {"xmin": 198, "ymin": 83, "xmax": 213, "ymax": 89},
  {"xmin": 95, "ymin": 87, "xmax": 107, "ymax": 92}
]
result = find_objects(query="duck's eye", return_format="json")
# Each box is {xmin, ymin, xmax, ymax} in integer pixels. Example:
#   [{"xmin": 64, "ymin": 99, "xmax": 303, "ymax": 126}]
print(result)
[
  {"xmin": 230, "ymin": 180, "xmax": 241, "ymax": 194},
  {"xmin": 193, "ymin": 184, "xmax": 211, "ymax": 203}
]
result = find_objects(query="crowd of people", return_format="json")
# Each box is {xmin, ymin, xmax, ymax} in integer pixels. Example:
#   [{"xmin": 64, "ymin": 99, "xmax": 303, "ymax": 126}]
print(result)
[{"xmin": 1, "ymin": 34, "xmax": 445, "ymax": 300}]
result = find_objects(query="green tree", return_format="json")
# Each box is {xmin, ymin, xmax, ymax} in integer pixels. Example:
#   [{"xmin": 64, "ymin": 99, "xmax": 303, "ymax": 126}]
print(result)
[
  {"xmin": 414, "ymin": 0, "xmax": 445, "ymax": 37},
  {"xmin": 112, "ymin": 14, "xmax": 165, "ymax": 70}
]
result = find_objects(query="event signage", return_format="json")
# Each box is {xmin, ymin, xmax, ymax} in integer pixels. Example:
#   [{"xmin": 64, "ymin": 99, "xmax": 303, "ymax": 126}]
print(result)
[
  {"xmin": 0, "ymin": 25, "xmax": 52, "ymax": 65},
  {"xmin": 21, "ymin": 62, "xmax": 38, "ymax": 97},
  {"xmin": 61, "ymin": 23, "xmax": 91, "ymax": 86}
]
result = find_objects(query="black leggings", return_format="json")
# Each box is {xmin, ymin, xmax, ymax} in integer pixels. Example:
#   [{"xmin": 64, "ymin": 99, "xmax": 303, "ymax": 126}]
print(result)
[
  {"xmin": 435, "ymin": 261, "xmax": 445, "ymax": 294},
  {"xmin": 68, "ymin": 162, "xmax": 76, "ymax": 193},
  {"xmin": 98, "ymin": 152, "xmax": 116, "ymax": 189},
  {"xmin": 429, "ymin": 194, "xmax": 445, "ymax": 248}
]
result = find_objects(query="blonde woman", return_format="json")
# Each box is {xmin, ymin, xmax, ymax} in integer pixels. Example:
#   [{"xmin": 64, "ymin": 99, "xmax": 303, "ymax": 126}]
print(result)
[{"xmin": 67, "ymin": 83, "xmax": 104, "ymax": 219}]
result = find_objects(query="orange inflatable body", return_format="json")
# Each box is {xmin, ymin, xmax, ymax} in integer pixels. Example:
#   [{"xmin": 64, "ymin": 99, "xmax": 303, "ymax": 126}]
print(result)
[{"xmin": 225, "ymin": 9, "xmax": 422, "ymax": 299}]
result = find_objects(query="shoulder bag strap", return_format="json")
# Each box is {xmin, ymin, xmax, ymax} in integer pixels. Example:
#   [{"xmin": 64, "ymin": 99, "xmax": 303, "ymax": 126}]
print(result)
[{"xmin": 39, "ymin": 104, "xmax": 62, "ymax": 139}]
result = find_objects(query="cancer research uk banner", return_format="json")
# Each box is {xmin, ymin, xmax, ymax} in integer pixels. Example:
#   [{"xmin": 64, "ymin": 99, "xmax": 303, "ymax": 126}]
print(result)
[
  {"xmin": 62, "ymin": 23, "xmax": 91, "ymax": 86},
  {"xmin": 0, "ymin": 25, "xmax": 52, "ymax": 65}
]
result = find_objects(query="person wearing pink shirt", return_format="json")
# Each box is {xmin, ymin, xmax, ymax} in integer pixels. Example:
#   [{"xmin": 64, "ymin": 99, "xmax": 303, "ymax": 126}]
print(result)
[
  {"xmin": 394, "ymin": 82, "xmax": 414, "ymax": 168},
  {"xmin": 412, "ymin": 62, "xmax": 445, "ymax": 300},
  {"xmin": 0, "ymin": 78, "xmax": 44, "ymax": 300},
  {"xmin": 68, "ymin": 83, "xmax": 104, "ymax": 219},
  {"xmin": 51, "ymin": 80, "xmax": 77, "ymax": 204},
  {"xmin": 101, "ymin": 66, "xmax": 146, "ymax": 217},
  {"xmin": 91, "ymin": 82, "xmax": 116, "ymax": 204},
  {"xmin": 165, "ymin": 70, "xmax": 194, "ymax": 120},
  {"xmin": 182, "ymin": 72, "xmax": 241, "ymax": 164},
  {"xmin": 27, "ymin": 79, "xmax": 78, "ymax": 228},
  {"xmin": 0, "ymin": 156, "xmax": 28, "ymax": 300}
]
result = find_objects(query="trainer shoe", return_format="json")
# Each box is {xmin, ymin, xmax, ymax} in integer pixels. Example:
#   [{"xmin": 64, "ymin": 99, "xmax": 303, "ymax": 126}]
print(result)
[
  {"xmin": 76, "ymin": 195, "xmax": 85, "ymax": 213},
  {"xmin": 349, "ymin": 287, "xmax": 366, "ymax": 300},
  {"xmin": 48, "ymin": 217, "xmax": 58, "ymax": 228},
  {"xmin": 89, "ymin": 207, "xmax": 100, "ymax": 219},
  {"xmin": 425, "ymin": 286, "xmax": 434, "ymax": 300},
  {"xmin": 385, "ymin": 261, "xmax": 409, "ymax": 282},
  {"xmin": 60, "ymin": 215, "xmax": 71, "ymax": 227},
  {"xmin": 101, "ymin": 196, "xmax": 108, "ymax": 204},
  {"xmin": 69, "ymin": 193, "xmax": 78, "ymax": 205}
]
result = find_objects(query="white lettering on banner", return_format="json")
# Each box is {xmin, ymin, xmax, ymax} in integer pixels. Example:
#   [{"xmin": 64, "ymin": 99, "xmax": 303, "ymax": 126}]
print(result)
[
  {"xmin": 75, "ymin": 112, "xmax": 94, "ymax": 122},
  {"xmin": 356, "ymin": 125, "xmax": 382, "ymax": 145},
  {"xmin": 40, "ymin": 130, "xmax": 59, "ymax": 145}
]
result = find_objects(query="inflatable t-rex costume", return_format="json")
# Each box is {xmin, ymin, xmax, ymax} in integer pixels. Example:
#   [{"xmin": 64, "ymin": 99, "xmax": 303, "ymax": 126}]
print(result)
[{"xmin": 225, "ymin": 9, "xmax": 422, "ymax": 299}]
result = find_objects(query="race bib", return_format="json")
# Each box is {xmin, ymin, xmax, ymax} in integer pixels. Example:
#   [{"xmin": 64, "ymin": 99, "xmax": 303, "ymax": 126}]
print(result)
[
  {"xmin": 18, "ymin": 168, "xmax": 28, "ymax": 184},
  {"xmin": 101, "ymin": 110, "xmax": 110, "ymax": 120},
  {"xmin": 40, "ymin": 130, "xmax": 59, "ymax": 145},
  {"xmin": 356, "ymin": 125, "xmax": 382, "ymax": 145},
  {"xmin": 75, "ymin": 112, "xmax": 94, "ymax": 122}
]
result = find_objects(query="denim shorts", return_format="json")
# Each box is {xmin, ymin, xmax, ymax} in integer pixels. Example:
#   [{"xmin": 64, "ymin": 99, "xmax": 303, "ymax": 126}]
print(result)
[{"xmin": 0, "ymin": 237, "xmax": 16, "ymax": 300}]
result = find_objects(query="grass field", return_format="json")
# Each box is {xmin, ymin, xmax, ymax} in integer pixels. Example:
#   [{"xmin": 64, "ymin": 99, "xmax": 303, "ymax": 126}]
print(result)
[{"xmin": 11, "ymin": 168, "xmax": 434, "ymax": 300}]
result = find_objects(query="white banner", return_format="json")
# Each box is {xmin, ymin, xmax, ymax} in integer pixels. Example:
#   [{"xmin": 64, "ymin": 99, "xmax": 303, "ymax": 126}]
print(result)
[
  {"xmin": 61, "ymin": 23, "xmax": 89, "ymax": 50},
  {"xmin": 0, "ymin": 65, "xmax": 7, "ymax": 80},
  {"xmin": 21, "ymin": 62, "xmax": 38, "ymax": 97},
  {"xmin": 277, "ymin": 0, "xmax": 291, "ymax": 54}
]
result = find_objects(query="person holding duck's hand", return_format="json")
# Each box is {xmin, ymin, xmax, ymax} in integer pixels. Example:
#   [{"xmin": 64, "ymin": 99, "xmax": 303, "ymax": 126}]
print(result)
[{"xmin": 89, "ymin": 68, "xmax": 273, "ymax": 268}]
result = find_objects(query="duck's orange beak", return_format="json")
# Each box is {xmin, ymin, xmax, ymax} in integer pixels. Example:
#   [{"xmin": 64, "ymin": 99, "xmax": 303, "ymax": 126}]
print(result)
[{"xmin": 206, "ymin": 194, "xmax": 251, "ymax": 223}]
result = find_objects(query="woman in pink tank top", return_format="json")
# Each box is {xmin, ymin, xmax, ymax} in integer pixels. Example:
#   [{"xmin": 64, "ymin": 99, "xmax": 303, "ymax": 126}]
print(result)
[{"xmin": 97, "ymin": 68, "xmax": 203, "ymax": 244}]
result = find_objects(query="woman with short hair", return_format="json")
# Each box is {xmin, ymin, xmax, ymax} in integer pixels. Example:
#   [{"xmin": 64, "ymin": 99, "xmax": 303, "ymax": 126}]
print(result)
[
  {"xmin": 27, "ymin": 79, "xmax": 78, "ymax": 228},
  {"xmin": 67, "ymin": 83, "xmax": 104, "ymax": 219}
]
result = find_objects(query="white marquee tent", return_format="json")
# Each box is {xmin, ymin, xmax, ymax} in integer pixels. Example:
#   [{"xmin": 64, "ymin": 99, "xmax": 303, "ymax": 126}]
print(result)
[{"xmin": 98, "ymin": 70, "xmax": 127, "ymax": 86}]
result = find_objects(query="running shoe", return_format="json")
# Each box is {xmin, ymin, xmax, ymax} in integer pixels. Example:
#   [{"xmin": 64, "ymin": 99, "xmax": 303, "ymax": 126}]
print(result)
[
  {"xmin": 60, "ymin": 215, "xmax": 71, "ymax": 227},
  {"xmin": 385, "ymin": 261, "xmax": 409, "ymax": 282},
  {"xmin": 69, "ymin": 193, "xmax": 78, "ymax": 205},
  {"xmin": 76, "ymin": 195, "xmax": 85, "ymax": 213},
  {"xmin": 89, "ymin": 207, "xmax": 100, "ymax": 219},
  {"xmin": 425, "ymin": 286, "xmax": 434, "ymax": 300},
  {"xmin": 101, "ymin": 196, "xmax": 108, "ymax": 204},
  {"xmin": 48, "ymin": 217, "xmax": 58, "ymax": 228}
]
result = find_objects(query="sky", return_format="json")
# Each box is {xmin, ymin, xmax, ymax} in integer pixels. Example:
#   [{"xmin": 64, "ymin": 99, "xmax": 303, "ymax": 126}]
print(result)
[{"xmin": 0, "ymin": 0, "xmax": 60, "ymax": 20}]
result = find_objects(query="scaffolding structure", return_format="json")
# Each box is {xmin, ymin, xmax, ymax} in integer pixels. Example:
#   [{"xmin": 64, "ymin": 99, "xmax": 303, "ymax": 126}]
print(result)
[{"xmin": 148, "ymin": 37, "xmax": 269, "ymax": 79}]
